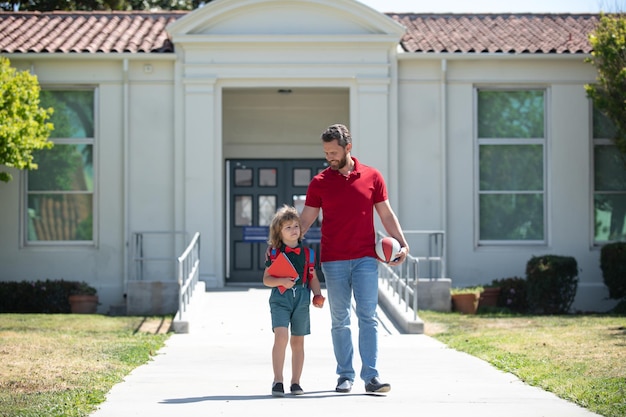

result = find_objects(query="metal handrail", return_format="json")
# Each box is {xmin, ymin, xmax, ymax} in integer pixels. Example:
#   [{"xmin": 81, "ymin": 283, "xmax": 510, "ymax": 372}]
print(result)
[
  {"xmin": 378, "ymin": 252, "xmax": 420, "ymax": 320},
  {"xmin": 402, "ymin": 230, "xmax": 446, "ymax": 279},
  {"xmin": 377, "ymin": 230, "xmax": 445, "ymax": 319},
  {"xmin": 177, "ymin": 232, "xmax": 200, "ymax": 321},
  {"xmin": 130, "ymin": 231, "xmax": 189, "ymax": 281}
]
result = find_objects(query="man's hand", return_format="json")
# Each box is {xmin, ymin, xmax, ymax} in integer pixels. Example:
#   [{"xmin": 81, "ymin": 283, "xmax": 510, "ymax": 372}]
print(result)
[{"xmin": 388, "ymin": 246, "xmax": 409, "ymax": 267}]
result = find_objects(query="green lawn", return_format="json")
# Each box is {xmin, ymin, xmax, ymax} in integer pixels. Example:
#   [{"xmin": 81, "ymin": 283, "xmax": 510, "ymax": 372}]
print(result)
[
  {"xmin": 0, "ymin": 314, "xmax": 170, "ymax": 417},
  {"xmin": 420, "ymin": 311, "xmax": 626, "ymax": 417}
]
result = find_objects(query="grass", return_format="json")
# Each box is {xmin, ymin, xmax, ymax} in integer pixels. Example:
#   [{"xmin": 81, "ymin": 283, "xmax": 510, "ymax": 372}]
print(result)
[
  {"xmin": 1, "ymin": 312, "xmax": 624, "ymax": 417},
  {"xmin": 0, "ymin": 314, "xmax": 171, "ymax": 417},
  {"xmin": 420, "ymin": 310, "xmax": 626, "ymax": 417}
]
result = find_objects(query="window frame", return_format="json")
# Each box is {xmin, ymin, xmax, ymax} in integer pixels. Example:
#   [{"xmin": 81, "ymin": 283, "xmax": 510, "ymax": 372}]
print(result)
[
  {"xmin": 21, "ymin": 86, "xmax": 98, "ymax": 247},
  {"xmin": 474, "ymin": 86, "xmax": 549, "ymax": 246},
  {"xmin": 591, "ymin": 105, "xmax": 626, "ymax": 245}
]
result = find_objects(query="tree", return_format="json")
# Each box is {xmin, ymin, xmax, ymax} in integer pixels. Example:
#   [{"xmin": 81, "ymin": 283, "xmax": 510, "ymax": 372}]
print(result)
[
  {"xmin": 586, "ymin": 13, "xmax": 626, "ymax": 242},
  {"xmin": 585, "ymin": 13, "xmax": 626, "ymax": 160},
  {"xmin": 1, "ymin": 0, "xmax": 209, "ymax": 11},
  {"xmin": 0, "ymin": 57, "xmax": 54, "ymax": 183}
]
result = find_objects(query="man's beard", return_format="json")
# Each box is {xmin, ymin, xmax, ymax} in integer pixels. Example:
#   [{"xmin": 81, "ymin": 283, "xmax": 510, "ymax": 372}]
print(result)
[{"xmin": 329, "ymin": 155, "xmax": 347, "ymax": 170}]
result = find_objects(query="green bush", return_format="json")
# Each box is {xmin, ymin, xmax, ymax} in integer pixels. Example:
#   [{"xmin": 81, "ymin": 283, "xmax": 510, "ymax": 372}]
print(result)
[
  {"xmin": 492, "ymin": 276, "xmax": 528, "ymax": 313},
  {"xmin": 526, "ymin": 255, "xmax": 579, "ymax": 314},
  {"xmin": 0, "ymin": 280, "xmax": 94, "ymax": 313},
  {"xmin": 600, "ymin": 242, "xmax": 626, "ymax": 301}
]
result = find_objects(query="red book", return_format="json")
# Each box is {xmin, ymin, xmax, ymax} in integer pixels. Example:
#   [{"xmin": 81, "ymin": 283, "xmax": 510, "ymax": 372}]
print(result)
[{"xmin": 267, "ymin": 252, "xmax": 299, "ymax": 294}]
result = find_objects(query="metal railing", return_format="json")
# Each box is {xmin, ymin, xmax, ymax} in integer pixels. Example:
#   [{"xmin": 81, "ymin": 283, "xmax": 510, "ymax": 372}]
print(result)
[
  {"xmin": 377, "ymin": 230, "xmax": 445, "ymax": 319},
  {"xmin": 402, "ymin": 230, "xmax": 446, "ymax": 279},
  {"xmin": 130, "ymin": 231, "xmax": 189, "ymax": 281},
  {"xmin": 177, "ymin": 232, "xmax": 201, "ymax": 321}
]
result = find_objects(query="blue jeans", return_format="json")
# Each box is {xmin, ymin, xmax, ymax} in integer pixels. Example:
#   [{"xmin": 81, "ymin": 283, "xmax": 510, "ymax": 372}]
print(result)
[{"xmin": 322, "ymin": 257, "xmax": 379, "ymax": 383}]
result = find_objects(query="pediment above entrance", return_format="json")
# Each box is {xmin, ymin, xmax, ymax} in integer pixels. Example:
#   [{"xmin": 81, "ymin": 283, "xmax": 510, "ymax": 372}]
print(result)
[{"xmin": 167, "ymin": 0, "xmax": 405, "ymax": 38}]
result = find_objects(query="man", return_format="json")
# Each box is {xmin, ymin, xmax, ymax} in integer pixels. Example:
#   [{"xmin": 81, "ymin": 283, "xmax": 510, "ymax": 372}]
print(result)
[{"xmin": 300, "ymin": 123, "xmax": 409, "ymax": 394}]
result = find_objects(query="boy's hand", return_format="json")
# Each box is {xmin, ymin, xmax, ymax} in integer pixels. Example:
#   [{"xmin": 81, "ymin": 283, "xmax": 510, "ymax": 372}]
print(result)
[
  {"xmin": 281, "ymin": 278, "xmax": 296, "ymax": 289},
  {"xmin": 312, "ymin": 294, "xmax": 325, "ymax": 308}
]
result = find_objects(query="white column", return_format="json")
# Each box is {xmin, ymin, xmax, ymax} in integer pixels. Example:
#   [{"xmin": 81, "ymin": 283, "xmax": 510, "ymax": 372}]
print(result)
[
  {"xmin": 183, "ymin": 77, "xmax": 224, "ymax": 288},
  {"xmin": 354, "ymin": 78, "xmax": 396, "ymax": 202}
]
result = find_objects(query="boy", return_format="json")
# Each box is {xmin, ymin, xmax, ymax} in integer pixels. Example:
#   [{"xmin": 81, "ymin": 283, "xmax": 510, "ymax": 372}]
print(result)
[{"xmin": 263, "ymin": 205, "xmax": 325, "ymax": 397}]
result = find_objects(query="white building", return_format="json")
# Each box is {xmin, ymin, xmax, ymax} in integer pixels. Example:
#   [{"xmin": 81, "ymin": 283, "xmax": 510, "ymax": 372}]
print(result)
[{"xmin": 0, "ymin": 0, "xmax": 620, "ymax": 314}]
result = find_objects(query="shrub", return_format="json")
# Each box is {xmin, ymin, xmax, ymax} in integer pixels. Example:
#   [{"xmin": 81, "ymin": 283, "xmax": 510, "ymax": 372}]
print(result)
[
  {"xmin": 599, "ymin": 242, "xmax": 626, "ymax": 301},
  {"xmin": 70, "ymin": 281, "xmax": 98, "ymax": 296},
  {"xmin": 526, "ymin": 255, "xmax": 579, "ymax": 314},
  {"xmin": 0, "ymin": 280, "xmax": 94, "ymax": 313},
  {"xmin": 491, "ymin": 276, "xmax": 528, "ymax": 313}
]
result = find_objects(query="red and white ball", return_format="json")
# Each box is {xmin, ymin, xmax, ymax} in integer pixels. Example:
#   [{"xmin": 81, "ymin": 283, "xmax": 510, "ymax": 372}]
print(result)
[{"xmin": 375, "ymin": 236, "xmax": 401, "ymax": 263}]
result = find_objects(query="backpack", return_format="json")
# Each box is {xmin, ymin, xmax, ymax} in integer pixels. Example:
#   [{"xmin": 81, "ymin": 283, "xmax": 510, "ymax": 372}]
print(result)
[{"xmin": 267, "ymin": 246, "xmax": 315, "ymax": 287}]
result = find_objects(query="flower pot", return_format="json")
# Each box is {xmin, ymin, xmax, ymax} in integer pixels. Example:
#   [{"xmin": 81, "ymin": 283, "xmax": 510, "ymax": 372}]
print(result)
[
  {"xmin": 479, "ymin": 287, "xmax": 501, "ymax": 308},
  {"xmin": 451, "ymin": 293, "xmax": 479, "ymax": 314},
  {"xmin": 68, "ymin": 295, "xmax": 99, "ymax": 314}
]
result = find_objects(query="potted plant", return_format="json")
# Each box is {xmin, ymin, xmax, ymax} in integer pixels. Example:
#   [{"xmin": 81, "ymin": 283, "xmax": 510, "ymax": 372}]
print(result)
[
  {"xmin": 479, "ymin": 282, "xmax": 501, "ymax": 308},
  {"xmin": 68, "ymin": 281, "xmax": 99, "ymax": 314},
  {"xmin": 450, "ymin": 286, "xmax": 483, "ymax": 314}
]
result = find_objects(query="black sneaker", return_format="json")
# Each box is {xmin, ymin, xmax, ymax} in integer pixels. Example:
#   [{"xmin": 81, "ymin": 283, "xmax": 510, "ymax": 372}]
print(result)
[
  {"xmin": 271, "ymin": 382, "xmax": 284, "ymax": 397},
  {"xmin": 335, "ymin": 377, "xmax": 353, "ymax": 393},
  {"xmin": 365, "ymin": 377, "xmax": 390, "ymax": 393},
  {"xmin": 290, "ymin": 383, "xmax": 304, "ymax": 395}
]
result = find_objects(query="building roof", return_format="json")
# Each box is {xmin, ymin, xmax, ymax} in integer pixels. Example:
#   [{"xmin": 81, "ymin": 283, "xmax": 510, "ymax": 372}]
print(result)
[
  {"xmin": 0, "ymin": 11, "xmax": 184, "ymax": 53},
  {"xmin": 0, "ymin": 11, "xmax": 599, "ymax": 55},
  {"xmin": 389, "ymin": 13, "xmax": 599, "ymax": 54}
]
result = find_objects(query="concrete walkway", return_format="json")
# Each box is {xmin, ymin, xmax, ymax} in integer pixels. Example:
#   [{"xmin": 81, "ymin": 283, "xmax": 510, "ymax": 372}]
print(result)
[{"xmin": 90, "ymin": 287, "xmax": 602, "ymax": 417}]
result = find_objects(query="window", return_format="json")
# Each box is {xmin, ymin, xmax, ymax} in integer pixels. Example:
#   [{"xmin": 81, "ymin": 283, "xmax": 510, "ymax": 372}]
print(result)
[
  {"xmin": 593, "ymin": 108, "xmax": 626, "ymax": 242},
  {"xmin": 26, "ymin": 89, "xmax": 95, "ymax": 243},
  {"xmin": 477, "ymin": 89, "xmax": 546, "ymax": 243}
]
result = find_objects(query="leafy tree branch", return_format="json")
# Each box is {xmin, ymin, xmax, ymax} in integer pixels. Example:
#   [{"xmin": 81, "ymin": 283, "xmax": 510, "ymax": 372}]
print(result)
[
  {"xmin": 585, "ymin": 13, "xmax": 626, "ymax": 162},
  {"xmin": 0, "ymin": 57, "xmax": 54, "ymax": 182}
]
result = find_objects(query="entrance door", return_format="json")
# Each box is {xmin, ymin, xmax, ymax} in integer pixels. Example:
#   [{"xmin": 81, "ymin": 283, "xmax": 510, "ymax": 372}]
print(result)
[{"xmin": 226, "ymin": 159, "xmax": 326, "ymax": 283}]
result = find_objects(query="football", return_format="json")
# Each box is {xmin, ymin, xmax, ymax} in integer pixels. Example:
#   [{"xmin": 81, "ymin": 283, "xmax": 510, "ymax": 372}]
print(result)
[{"xmin": 375, "ymin": 236, "xmax": 401, "ymax": 263}]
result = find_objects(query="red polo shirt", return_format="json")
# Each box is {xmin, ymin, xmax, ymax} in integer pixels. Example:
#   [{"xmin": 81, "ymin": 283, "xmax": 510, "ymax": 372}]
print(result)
[{"xmin": 305, "ymin": 157, "xmax": 387, "ymax": 262}]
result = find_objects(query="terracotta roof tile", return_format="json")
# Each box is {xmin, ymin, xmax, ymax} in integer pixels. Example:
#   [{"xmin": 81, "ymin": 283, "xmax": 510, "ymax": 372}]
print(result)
[
  {"xmin": 0, "ymin": 11, "xmax": 184, "ymax": 53},
  {"xmin": 0, "ymin": 11, "xmax": 600, "ymax": 55},
  {"xmin": 389, "ymin": 13, "xmax": 599, "ymax": 54}
]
